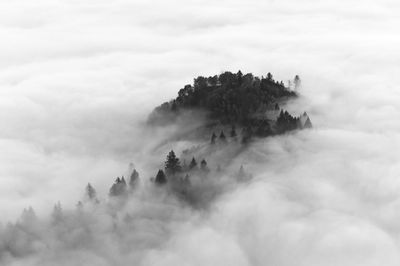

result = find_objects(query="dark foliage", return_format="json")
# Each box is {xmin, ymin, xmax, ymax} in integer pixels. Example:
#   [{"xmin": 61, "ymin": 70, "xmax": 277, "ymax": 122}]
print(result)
[
  {"xmin": 165, "ymin": 150, "xmax": 181, "ymax": 176},
  {"xmin": 149, "ymin": 71, "xmax": 310, "ymax": 138},
  {"xmin": 189, "ymin": 157, "xmax": 198, "ymax": 170},
  {"xmin": 276, "ymin": 110, "xmax": 300, "ymax": 134},
  {"xmin": 150, "ymin": 71, "xmax": 296, "ymax": 124},
  {"xmin": 155, "ymin": 170, "xmax": 167, "ymax": 184},
  {"xmin": 129, "ymin": 169, "xmax": 139, "ymax": 188},
  {"xmin": 109, "ymin": 177, "xmax": 127, "ymax": 196}
]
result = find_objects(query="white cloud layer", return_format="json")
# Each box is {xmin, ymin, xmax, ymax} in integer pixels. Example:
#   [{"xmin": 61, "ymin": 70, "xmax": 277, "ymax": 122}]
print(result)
[{"xmin": 1, "ymin": 0, "xmax": 400, "ymax": 265}]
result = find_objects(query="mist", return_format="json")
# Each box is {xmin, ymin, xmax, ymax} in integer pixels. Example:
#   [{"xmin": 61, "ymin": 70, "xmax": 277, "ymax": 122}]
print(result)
[{"xmin": 1, "ymin": 0, "xmax": 400, "ymax": 265}]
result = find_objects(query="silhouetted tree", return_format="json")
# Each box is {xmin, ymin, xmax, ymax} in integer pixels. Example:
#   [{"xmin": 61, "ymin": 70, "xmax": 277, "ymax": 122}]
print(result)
[
  {"xmin": 85, "ymin": 183, "xmax": 97, "ymax": 201},
  {"xmin": 304, "ymin": 117, "xmax": 312, "ymax": 128},
  {"xmin": 155, "ymin": 169, "xmax": 167, "ymax": 184},
  {"xmin": 219, "ymin": 130, "xmax": 226, "ymax": 142},
  {"xmin": 165, "ymin": 150, "xmax": 181, "ymax": 175},
  {"xmin": 211, "ymin": 132, "xmax": 217, "ymax": 144},
  {"xmin": 109, "ymin": 177, "xmax": 127, "ymax": 196},
  {"xmin": 189, "ymin": 157, "xmax": 198, "ymax": 170},
  {"xmin": 237, "ymin": 70, "xmax": 243, "ymax": 84},
  {"xmin": 294, "ymin": 75, "xmax": 301, "ymax": 90},
  {"xmin": 129, "ymin": 169, "xmax": 139, "ymax": 188},
  {"xmin": 238, "ymin": 165, "xmax": 245, "ymax": 179},
  {"xmin": 200, "ymin": 159, "xmax": 209, "ymax": 173}
]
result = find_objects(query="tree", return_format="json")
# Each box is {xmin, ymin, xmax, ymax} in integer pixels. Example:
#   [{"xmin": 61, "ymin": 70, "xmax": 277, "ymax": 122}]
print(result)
[
  {"xmin": 304, "ymin": 117, "xmax": 312, "ymax": 128},
  {"xmin": 85, "ymin": 183, "xmax": 97, "ymax": 201},
  {"xmin": 211, "ymin": 132, "xmax": 217, "ymax": 144},
  {"xmin": 237, "ymin": 70, "xmax": 243, "ymax": 84},
  {"xmin": 189, "ymin": 157, "xmax": 198, "ymax": 170},
  {"xmin": 238, "ymin": 165, "xmax": 245, "ymax": 179},
  {"xmin": 219, "ymin": 130, "xmax": 226, "ymax": 142},
  {"xmin": 155, "ymin": 169, "xmax": 167, "ymax": 184},
  {"xmin": 109, "ymin": 177, "xmax": 127, "ymax": 197},
  {"xmin": 129, "ymin": 169, "xmax": 139, "ymax": 188},
  {"xmin": 294, "ymin": 75, "xmax": 301, "ymax": 90},
  {"xmin": 165, "ymin": 150, "xmax": 181, "ymax": 175},
  {"xmin": 200, "ymin": 159, "xmax": 209, "ymax": 172}
]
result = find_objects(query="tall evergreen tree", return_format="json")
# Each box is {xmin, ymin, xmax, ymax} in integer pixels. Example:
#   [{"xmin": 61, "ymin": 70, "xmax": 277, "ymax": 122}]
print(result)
[
  {"xmin": 165, "ymin": 150, "xmax": 181, "ymax": 175},
  {"xmin": 129, "ymin": 169, "xmax": 139, "ymax": 188},
  {"xmin": 294, "ymin": 75, "xmax": 301, "ymax": 90},
  {"xmin": 85, "ymin": 183, "xmax": 97, "ymax": 201},
  {"xmin": 200, "ymin": 159, "xmax": 209, "ymax": 172},
  {"xmin": 211, "ymin": 132, "xmax": 217, "ymax": 144},
  {"xmin": 155, "ymin": 169, "xmax": 167, "ymax": 184},
  {"xmin": 189, "ymin": 157, "xmax": 198, "ymax": 170},
  {"xmin": 219, "ymin": 130, "xmax": 227, "ymax": 142},
  {"xmin": 109, "ymin": 177, "xmax": 127, "ymax": 196}
]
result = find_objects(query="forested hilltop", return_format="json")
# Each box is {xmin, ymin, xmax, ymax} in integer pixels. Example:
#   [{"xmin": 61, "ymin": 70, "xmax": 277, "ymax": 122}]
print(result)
[
  {"xmin": 1, "ymin": 71, "xmax": 314, "ymax": 262},
  {"xmin": 149, "ymin": 71, "xmax": 312, "ymax": 140}
]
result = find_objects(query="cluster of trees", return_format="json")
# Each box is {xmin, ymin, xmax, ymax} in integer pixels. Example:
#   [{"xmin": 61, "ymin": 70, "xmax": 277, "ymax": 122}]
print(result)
[
  {"xmin": 154, "ymin": 150, "xmax": 210, "ymax": 185},
  {"xmin": 108, "ymin": 169, "xmax": 140, "ymax": 197},
  {"xmin": 150, "ymin": 71, "xmax": 298, "ymax": 125},
  {"xmin": 149, "ymin": 71, "xmax": 311, "ymax": 139}
]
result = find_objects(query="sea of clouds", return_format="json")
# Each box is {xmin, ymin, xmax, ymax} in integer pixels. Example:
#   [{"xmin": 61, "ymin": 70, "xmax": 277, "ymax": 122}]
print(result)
[{"xmin": 1, "ymin": 0, "xmax": 400, "ymax": 265}]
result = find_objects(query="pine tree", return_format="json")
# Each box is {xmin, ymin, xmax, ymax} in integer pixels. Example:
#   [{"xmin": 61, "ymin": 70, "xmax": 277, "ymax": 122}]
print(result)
[
  {"xmin": 85, "ymin": 183, "xmax": 97, "ymax": 201},
  {"xmin": 211, "ymin": 132, "xmax": 217, "ymax": 144},
  {"xmin": 304, "ymin": 117, "xmax": 312, "ymax": 128},
  {"xmin": 109, "ymin": 177, "xmax": 127, "ymax": 196},
  {"xmin": 219, "ymin": 130, "xmax": 226, "ymax": 142},
  {"xmin": 189, "ymin": 157, "xmax": 198, "ymax": 170},
  {"xmin": 165, "ymin": 150, "xmax": 181, "ymax": 175},
  {"xmin": 155, "ymin": 169, "xmax": 167, "ymax": 184},
  {"xmin": 294, "ymin": 75, "xmax": 301, "ymax": 90},
  {"xmin": 238, "ymin": 165, "xmax": 245, "ymax": 179},
  {"xmin": 129, "ymin": 169, "xmax": 139, "ymax": 188}
]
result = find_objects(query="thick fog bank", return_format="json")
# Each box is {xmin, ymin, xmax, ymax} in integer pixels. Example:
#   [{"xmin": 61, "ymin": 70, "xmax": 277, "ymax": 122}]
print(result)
[{"xmin": 1, "ymin": 0, "xmax": 400, "ymax": 265}]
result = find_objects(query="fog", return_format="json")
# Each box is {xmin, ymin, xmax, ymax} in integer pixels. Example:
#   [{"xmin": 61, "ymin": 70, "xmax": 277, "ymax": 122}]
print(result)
[{"xmin": 1, "ymin": 0, "xmax": 400, "ymax": 265}]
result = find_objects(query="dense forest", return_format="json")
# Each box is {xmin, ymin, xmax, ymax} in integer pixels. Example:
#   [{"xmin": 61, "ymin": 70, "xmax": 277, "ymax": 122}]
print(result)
[{"xmin": 149, "ymin": 71, "xmax": 311, "ymax": 139}]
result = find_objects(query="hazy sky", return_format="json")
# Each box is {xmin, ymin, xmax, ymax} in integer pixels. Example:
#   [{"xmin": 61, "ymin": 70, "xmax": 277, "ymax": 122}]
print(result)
[{"xmin": 1, "ymin": 0, "xmax": 400, "ymax": 265}]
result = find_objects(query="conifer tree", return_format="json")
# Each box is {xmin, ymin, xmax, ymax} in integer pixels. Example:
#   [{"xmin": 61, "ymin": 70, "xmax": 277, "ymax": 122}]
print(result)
[
  {"xmin": 109, "ymin": 177, "xmax": 127, "ymax": 196},
  {"xmin": 85, "ymin": 183, "xmax": 97, "ymax": 201},
  {"xmin": 165, "ymin": 150, "xmax": 181, "ymax": 175},
  {"xmin": 200, "ymin": 159, "xmax": 209, "ymax": 171},
  {"xmin": 155, "ymin": 169, "xmax": 167, "ymax": 184},
  {"xmin": 189, "ymin": 157, "xmax": 198, "ymax": 170},
  {"xmin": 219, "ymin": 130, "xmax": 226, "ymax": 142},
  {"xmin": 129, "ymin": 169, "xmax": 139, "ymax": 188},
  {"xmin": 238, "ymin": 165, "xmax": 245, "ymax": 179},
  {"xmin": 294, "ymin": 75, "xmax": 301, "ymax": 90},
  {"xmin": 211, "ymin": 132, "xmax": 217, "ymax": 144}
]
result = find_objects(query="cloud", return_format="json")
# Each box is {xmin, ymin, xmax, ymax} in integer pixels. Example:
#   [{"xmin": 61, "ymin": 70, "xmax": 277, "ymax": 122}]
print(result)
[{"xmin": 0, "ymin": 0, "xmax": 400, "ymax": 265}]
